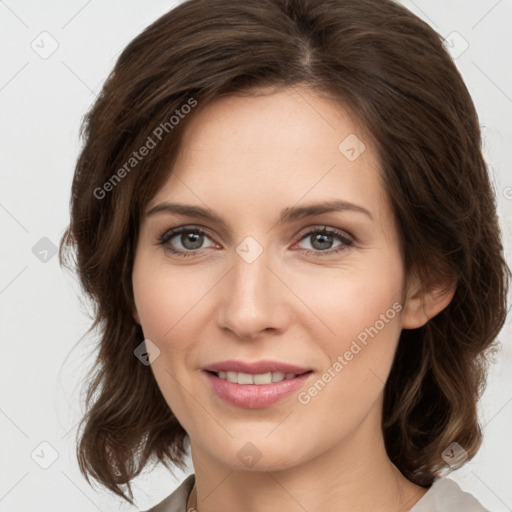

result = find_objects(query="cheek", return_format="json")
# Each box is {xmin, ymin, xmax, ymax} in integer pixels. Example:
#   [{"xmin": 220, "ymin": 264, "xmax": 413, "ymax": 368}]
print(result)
[
  {"xmin": 294, "ymin": 255, "xmax": 405, "ymax": 414},
  {"xmin": 296, "ymin": 277, "xmax": 403, "ymax": 433},
  {"xmin": 132, "ymin": 257, "xmax": 203, "ymax": 421},
  {"xmin": 132, "ymin": 255, "xmax": 206, "ymax": 341},
  {"xmin": 290, "ymin": 257, "xmax": 404, "ymax": 353}
]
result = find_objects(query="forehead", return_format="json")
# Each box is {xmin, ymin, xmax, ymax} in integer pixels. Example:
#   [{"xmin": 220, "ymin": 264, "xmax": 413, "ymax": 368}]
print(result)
[
  {"xmin": 175, "ymin": 86, "xmax": 372, "ymax": 161},
  {"xmin": 148, "ymin": 87, "xmax": 390, "ymax": 230}
]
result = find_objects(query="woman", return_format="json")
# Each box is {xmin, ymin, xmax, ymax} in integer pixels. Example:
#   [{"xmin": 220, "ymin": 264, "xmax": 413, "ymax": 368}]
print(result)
[{"xmin": 59, "ymin": 0, "xmax": 509, "ymax": 510}]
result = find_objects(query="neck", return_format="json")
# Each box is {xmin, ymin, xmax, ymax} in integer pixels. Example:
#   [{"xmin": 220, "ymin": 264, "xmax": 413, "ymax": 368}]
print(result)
[{"xmin": 188, "ymin": 401, "xmax": 428, "ymax": 512}]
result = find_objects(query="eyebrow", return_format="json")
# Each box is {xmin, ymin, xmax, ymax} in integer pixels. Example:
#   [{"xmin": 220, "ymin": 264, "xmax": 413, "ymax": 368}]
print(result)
[{"xmin": 146, "ymin": 199, "xmax": 373, "ymax": 228}]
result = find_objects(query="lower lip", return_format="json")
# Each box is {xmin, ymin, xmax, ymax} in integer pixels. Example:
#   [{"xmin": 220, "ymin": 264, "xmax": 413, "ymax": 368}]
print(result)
[{"xmin": 203, "ymin": 371, "xmax": 313, "ymax": 408}]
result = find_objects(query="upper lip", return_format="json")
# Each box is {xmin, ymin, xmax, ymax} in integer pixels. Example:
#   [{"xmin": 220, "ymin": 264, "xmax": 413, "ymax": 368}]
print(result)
[{"xmin": 203, "ymin": 360, "xmax": 312, "ymax": 375}]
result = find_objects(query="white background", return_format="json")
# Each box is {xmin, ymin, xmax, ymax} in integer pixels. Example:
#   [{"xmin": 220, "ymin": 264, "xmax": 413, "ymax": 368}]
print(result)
[{"xmin": 1, "ymin": 1, "xmax": 511, "ymax": 510}]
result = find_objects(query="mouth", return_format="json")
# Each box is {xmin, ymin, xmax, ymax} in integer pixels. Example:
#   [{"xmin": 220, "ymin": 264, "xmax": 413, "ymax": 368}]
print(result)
[{"xmin": 203, "ymin": 369, "xmax": 314, "ymax": 409}]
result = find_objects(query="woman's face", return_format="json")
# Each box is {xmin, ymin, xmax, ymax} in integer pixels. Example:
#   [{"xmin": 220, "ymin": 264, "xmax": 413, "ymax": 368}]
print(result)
[{"xmin": 132, "ymin": 87, "xmax": 412, "ymax": 472}]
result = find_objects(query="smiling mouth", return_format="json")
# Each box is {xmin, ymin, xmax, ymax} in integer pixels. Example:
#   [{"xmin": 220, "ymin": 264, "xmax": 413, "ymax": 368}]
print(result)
[{"xmin": 204, "ymin": 369, "xmax": 315, "ymax": 408}]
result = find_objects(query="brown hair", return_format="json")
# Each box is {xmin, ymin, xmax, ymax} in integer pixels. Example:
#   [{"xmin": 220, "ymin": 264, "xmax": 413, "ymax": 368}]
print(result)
[{"xmin": 59, "ymin": 0, "xmax": 510, "ymax": 504}]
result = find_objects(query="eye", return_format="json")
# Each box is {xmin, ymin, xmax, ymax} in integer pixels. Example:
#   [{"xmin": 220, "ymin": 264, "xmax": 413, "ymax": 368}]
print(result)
[
  {"xmin": 158, "ymin": 226, "xmax": 217, "ymax": 257},
  {"xmin": 294, "ymin": 226, "xmax": 354, "ymax": 256}
]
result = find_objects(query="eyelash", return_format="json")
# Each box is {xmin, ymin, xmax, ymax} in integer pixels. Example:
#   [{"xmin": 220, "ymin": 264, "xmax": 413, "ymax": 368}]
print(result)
[{"xmin": 156, "ymin": 225, "xmax": 355, "ymax": 259}]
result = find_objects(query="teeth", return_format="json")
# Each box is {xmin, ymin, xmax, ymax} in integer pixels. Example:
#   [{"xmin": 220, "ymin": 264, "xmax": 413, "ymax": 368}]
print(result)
[
  {"xmin": 271, "ymin": 371, "xmax": 285, "ymax": 382},
  {"xmin": 215, "ymin": 371, "xmax": 299, "ymax": 385}
]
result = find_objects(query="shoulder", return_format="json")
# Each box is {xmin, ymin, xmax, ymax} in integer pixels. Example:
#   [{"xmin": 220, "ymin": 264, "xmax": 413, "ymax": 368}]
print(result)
[
  {"xmin": 140, "ymin": 473, "xmax": 196, "ymax": 512},
  {"xmin": 410, "ymin": 477, "xmax": 490, "ymax": 512}
]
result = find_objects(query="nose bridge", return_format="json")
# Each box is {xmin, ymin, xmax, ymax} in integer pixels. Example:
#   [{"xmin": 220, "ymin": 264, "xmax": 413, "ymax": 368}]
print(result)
[{"xmin": 217, "ymin": 237, "xmax": 288, "ymax": 337}]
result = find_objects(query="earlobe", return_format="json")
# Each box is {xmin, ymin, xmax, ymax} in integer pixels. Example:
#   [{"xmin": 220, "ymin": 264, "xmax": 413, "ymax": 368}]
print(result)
[
  {"xmin": 133, "ymin": 308, "xmax": 141, "ymax": 325},
  {"xmin": 401, "ymin": 275, "xmax": 457, "ymax": 330}
]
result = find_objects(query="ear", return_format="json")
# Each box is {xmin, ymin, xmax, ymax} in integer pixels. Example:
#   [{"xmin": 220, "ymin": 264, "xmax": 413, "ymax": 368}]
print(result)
[{"xmin": 401, "ymin": 272, "xmax": 457, "ymax": 329}]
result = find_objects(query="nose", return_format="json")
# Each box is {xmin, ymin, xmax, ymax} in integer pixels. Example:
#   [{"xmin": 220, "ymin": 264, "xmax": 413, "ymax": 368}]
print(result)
[{"xmin": 216, "ymin": 245, "xmax": 291, "ymax": 340}]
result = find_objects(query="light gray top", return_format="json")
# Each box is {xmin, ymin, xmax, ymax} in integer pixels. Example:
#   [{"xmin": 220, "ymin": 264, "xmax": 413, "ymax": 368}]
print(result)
[{"xmin": 141, "ymin": 473, "xmax": 490, "ymax": 512}]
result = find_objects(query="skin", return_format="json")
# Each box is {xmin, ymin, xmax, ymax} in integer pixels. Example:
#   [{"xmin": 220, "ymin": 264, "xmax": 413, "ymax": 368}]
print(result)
[{"xmin": 132, "ymin": 86, "xmax": 455, "ymax": 512}]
